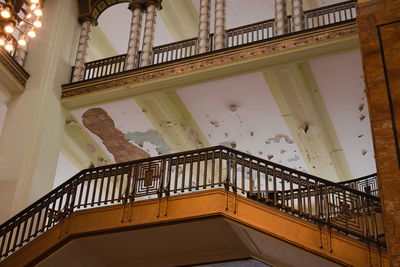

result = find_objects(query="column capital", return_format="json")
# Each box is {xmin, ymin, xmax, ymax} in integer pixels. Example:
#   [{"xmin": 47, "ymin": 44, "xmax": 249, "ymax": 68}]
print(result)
[
  {"xmin": 128, "ymin": 0, "xmax": 163, "ymax": 10},
  {"xmin": 78, "ymin": 16, "xmax": 96, "ymax": 26}
]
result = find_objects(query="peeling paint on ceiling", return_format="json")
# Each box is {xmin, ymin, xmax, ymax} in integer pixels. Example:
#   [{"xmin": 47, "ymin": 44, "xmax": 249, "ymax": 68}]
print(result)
[{"xmin": 125, "ymin": 130, "xmax": 171, "ymax": 156}]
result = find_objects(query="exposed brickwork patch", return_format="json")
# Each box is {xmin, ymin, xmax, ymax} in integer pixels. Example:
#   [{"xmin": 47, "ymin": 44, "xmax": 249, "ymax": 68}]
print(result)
[{"xmin": 82, "ymin": 108, "xmax": 150, "ymax": 163}]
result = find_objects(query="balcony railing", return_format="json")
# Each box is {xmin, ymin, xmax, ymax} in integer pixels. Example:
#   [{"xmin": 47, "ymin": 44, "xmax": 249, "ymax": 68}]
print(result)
[
  {"xmin": 337, "ymin": 173, "xmax": 379, "ymax": 197},
  {"xmin": 71, "ymin": 0, "xmax": 356, "ymax": 83},
  {"xmin": 0, "ymin": 145, "xmax": 385, "ymax": 261}
]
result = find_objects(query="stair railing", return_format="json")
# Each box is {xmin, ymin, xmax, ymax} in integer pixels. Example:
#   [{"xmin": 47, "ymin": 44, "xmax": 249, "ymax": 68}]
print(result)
[{"xmin": 0, "ymin": 146, "xmax": 384, "ymax": 261}]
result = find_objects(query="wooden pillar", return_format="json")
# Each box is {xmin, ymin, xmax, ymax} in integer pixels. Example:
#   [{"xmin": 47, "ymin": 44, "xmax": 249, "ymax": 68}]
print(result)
[
  {"xmin": 198, "ymin": 0, "xmax": 211, "ymax": 54},
  {"xmin": 274, "ymin": 0, "xmax": 288, "ymax": 36},
  {"xmin": 214, "ymin": 0, "xmax": 226, "ymax": 50},
  {"xmin": 71, "ymin": 19, "xmax": 94, "ymax": 82},
  {"xmin": 125, "ymin": 4, "xmax": 144, "ymax": 70},
  {"xmin": 357, "ymin": 0, "xmax": 400, "ymax": 265},
  {"xmin": 291, "ymin": 0, "xmax": 305, "ymax": 32},
  {"xmin": 140, "ymin": 1, "xmax": 160, "ymax": 67}
]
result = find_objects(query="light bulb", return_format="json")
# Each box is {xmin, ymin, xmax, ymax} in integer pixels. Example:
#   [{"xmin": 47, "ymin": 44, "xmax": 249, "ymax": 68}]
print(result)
[
  {"xmin": 26, "ymin": 13, "xmax": 32, "ymax": 19},
  {"xmin": 28, "ymin": 30, "xmax": 36, "ymax": 38},
  {"xmin": 4, "ymin": 24, "xmax": 14, "ymax": 33},
  {"xmin": 0, "ymin": 39, "xmax": 5, "ymax": 46},
  {"xmin": 18, "ymin": 38, "xmax": 27, "ymax": 46},
  {"xmin": 34, "ymin": 8, "xmax": 43, "ymax": 16},
  {"xmin": 30, "ymin": 0, "xmax": 39, "ymax": 4},
  {"xmin": 1, "ymin": 7, "xmax": 11, "ymax": 19},
  {"xmin": 30, "ymin": 4, "xmax": 37, "ymax": 11},
  {"xmin": 5, "ymin": 42, "xmax": 14, "ymax": 51},
  {"xmin": 33, "ymin": 20, "xmax": 42, "ymax": 28}
]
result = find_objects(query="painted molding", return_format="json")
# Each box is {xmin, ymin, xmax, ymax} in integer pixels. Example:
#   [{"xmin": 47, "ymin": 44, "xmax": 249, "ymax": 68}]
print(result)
[{"xmin": 61, "ymin": 23, "xmax": 358, "ymax": 108}]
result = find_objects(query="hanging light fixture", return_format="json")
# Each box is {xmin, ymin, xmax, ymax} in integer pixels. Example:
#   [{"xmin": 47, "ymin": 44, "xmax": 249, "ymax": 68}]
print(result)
[{"xmin": 0, "ymin": 0, "xmax": 44, "ymax": 52}]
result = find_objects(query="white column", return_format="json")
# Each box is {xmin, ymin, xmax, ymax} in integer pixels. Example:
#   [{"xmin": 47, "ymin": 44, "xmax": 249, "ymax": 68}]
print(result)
[
  {"xmin": 0, "ymin": 0, "xmax": 80, "ymax": 223},
  {"xmin": 292, "ymin": 0, "xmax": 305, "ymax": 32},
  {"xmin": 198, "ymin": 0, "xmax": 211, "ymax": 54},
  {"xmin": 214, "ymin": 0, "xmax": 226, "ymax": 50},
  {"xmin": 140, "ymin": 1, "xmax": 159, "ymax": 67},
  {"xmin": 71, "ymin": 19, "xmax": 93, "ymax": 82},
  {"xmin": 125, "ymin": 4, "xmax": 144, "ymax": 70},
  {"xmin": 275, "ymin": 0, "xmax": 288, "ymax": 36}
]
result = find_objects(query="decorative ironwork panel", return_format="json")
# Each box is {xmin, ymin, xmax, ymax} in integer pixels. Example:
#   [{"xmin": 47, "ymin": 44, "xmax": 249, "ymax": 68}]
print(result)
[{"xmin": 132, "ymin": 161, "xmax": 163, "ymax": 198}]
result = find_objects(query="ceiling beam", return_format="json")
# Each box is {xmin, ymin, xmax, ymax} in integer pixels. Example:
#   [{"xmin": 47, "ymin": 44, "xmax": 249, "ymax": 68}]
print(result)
[
  {"xmin": 159, "ymin": 0, "xmax": 199, "ymax": 41},
  {"xmin": 263, "ymin": 62, "xmax": 352, "ymax": 182},
  {"xmin": 134, "ymin": 90, "xmax": 209, "ymax": 152},
  {"xmin": 62, "ymin": 110, "xmax": 113, "ymax": 170}
]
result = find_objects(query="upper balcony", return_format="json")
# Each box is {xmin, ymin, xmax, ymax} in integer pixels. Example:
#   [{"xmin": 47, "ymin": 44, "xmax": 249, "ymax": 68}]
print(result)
[{"xmin": 62, "ymin": 0, "xmax": 358, "ymax": 103}]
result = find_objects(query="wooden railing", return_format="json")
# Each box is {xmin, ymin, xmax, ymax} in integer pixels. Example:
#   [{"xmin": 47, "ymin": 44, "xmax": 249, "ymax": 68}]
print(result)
[
  {"xmin": 0, "ymin": 146, "xmax": 385, "ymax": 261},
  {"xmin": 70, "ymin": 0, "xmax": 357, "ymax": 83}
]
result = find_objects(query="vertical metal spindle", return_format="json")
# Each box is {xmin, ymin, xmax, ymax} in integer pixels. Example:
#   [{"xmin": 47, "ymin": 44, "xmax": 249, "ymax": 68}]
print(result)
[
  {"xmin": 273, "ymin": 167, "xmax": 277, "ymax": 205},
  {"xmin": 241, "ymin": 157, "xmax": 245, "ymax": 193},
  {"xmin": 257, "ymin": 161, "xmax": 261, "ymax": 199},
  {"xmin": 249, "ymin": 160, "xmax": 253, "ymax": 196},
  {"xmin": 298, "ymin": 176, "xmax": 303, "ymax": 215},
  {"xmin": 203, "ymin": 151, "xmax": 208, "ymax": 188},
  {"xmin": 181, "ymin": 155, "xmax": 187, "ymax": 192},
  {"xmin": 281, "ymin": 171, "xmax": 286, "ymax": 208},
  {"xmin": 196, "ymin": 152, "xmax": 201, "ymax": 190},
  {"xmin": 307, "ymin": 178, "xmax": 312, "ymax": 217},
  {"xmin": 189, "ymin": 154, "xmax": 194, "ymax": 190},
  {"xmin": 290, "ymin": 172, "xmax": 294, "ymax": 210},
  {"xmin": 265, "ymin": 165, "xmax": 269, "ymax": 202},
  {"xmin": 211, "ymin": 151, "xmax": 215, "ymax": 187},
  {"xmin": 91, "ymin": 171, "xmax": 98, "ymax": 206},
  {"xmin": 174, "ymin": 156, "xmax": 179, "ymax": 193},
  {"xmin": 219, "ymin": 151, "xmax": 223, "ymax": 186}
]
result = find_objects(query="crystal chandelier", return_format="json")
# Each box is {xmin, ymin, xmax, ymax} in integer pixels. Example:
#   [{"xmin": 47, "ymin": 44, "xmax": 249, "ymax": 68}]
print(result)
[{"xmin": 0, "ymin": 0, "xmax": 44, "ymax": 52}]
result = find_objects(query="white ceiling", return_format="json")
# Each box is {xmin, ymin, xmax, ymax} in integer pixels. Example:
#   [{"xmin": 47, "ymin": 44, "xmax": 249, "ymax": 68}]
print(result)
[
  {"xmin": 177, "ymin": 72, "xmax": 308, "ymax": 172},
  {"xmin": 309, "ymin": 50, "xmax": 376, "ymax": 177}
]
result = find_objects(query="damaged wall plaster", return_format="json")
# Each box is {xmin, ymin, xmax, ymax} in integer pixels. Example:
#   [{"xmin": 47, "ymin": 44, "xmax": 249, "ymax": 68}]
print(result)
[
  {"xmin": 82, "ymin": 108, "xmax": 150, "ymax": 163},
  {"xmin": 125, "ymin": 130, "xmax": 171, "ymax": 155}
]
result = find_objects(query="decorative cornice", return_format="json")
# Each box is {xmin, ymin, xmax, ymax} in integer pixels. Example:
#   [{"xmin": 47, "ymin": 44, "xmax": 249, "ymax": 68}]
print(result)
[
  {"xmin": 0, "ymin": 48, "xmax": 30, "ymax": 87},
  {"xmin": 62, "ymin": 23, "xmax": 358, "ymax": 99}
]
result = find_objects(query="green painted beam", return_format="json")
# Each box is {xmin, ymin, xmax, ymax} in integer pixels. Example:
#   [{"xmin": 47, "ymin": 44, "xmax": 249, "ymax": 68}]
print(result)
[
  {"xmin": 134, "ymin": 90, "xmax": 209, "ymax": 152},
  {"xmin": 263, "ymin": 62, "xmax": 352, "ymax": 182}
]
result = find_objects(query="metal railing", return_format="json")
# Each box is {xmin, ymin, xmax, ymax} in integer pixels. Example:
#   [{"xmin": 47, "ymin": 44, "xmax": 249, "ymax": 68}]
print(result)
[
  {"xmin": 0, "ymin": 146, "xmax": 385, "ymax": 261},
  {"xmin": 70, "ymin": 0, "xmax": 357, "ymax": 83},
  {"xmin": 338, "ymin": 173, "xmax": 379, "ymax": 197}
]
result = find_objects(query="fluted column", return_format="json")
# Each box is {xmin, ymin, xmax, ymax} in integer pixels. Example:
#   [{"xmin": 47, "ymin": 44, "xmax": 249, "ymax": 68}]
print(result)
[
  {"xmin": 125, "ymin": 4, "xmax": 144, "ymax": 70},
  {"xmin": 198, "ymin": 0, "xmax": 211, "ymax": 54},
  {"xmin": 274, "ymin": 0, "xmax": 288, "ymax": 36},
  {"xmin": 140, "ymin": 1, "xmax": 159, "ymax": 67},
  {"xmin": 71, "ymin": 19, "xmax": 93, "ymax": 82},
  {"xmin": 214, "ymin": 0, "xmax": 226, "ymax": 50},
  {"xmin": 291, "ymin": 0, "xmax": 305, "ymax": 32}
]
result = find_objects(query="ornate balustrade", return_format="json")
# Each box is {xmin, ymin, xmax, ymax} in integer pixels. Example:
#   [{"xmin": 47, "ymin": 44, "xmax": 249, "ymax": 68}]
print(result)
[
  {"xmin": 337, "ymin": 173, "xmax": 379, "ymax": 197},
  {"xmin": 70, "ymin": 0, "xmax": 356, "ymax": 83},
  {"xmin": 0, "ymin": 145, "xmax": 385, "ymax": 261}
]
